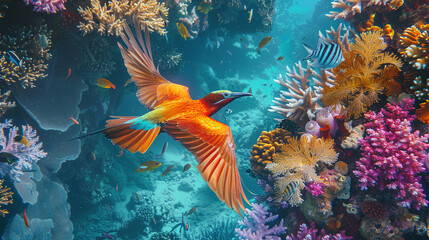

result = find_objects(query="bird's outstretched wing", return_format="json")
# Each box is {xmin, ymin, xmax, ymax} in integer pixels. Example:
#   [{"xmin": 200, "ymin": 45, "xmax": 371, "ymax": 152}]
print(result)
[
  {"xmin": 118, "ymin": 22, "xmax": 191, "ymax": 110},
  {"xmin": 164, "ymin": 116, "xmax": 250, "ymax": 216}
]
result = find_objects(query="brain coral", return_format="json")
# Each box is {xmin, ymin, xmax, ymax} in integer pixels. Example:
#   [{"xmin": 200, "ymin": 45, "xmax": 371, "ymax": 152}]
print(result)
[{"xmin": 250, "ymin": 128, "xmax": 291, "ymax": 177}]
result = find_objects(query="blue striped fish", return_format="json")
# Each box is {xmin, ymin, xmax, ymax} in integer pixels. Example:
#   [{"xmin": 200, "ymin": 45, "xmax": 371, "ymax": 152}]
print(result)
[{"xmin": 303, "ymin": 38, "xmax": 344, "ymax": 70}]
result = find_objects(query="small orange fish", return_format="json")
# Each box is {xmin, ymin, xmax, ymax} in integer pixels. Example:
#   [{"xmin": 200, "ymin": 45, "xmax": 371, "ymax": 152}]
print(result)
[
  {"xmin": 23, "ymin": 209, "xmax": 30, "ymax": 228},
  {"xmin": 117, "ymin": 149, "xmax": 123, "ymax": 157},
  {"xmin": 65, "ymin": 68, "xmax": 71, "ymax": 80},
  {"xmin": 277, "ymin": 56, "xmax": 285, "ymax": 61},
  {"xmin": 186, "ymin": 222, "xmax": 189, "ymax": 230},
  {"xmin": 69, "ymin": 117, "xmax": 79, "ymax": 125},
  {"xmin": 135, "ymin": 161, "xmax": 162, "ymax": 173},
  {"xmin": 257, "ymin": 37, "xmax": 273, "ymax": 54},
  {"xmin": 135, "ymin": 192, "xmax": 140, "ymax": 201},
  {"xmin": 177, "ymin": 22, "xmax": 191, "ymax": 40},
  {"xmin": 153, "ymin": 217, "xmax": 157, "ymax": 225},
  {"xmin": 96, "ymin": 78, "xmax": 116, "ymax": 89},
  {"xmin": 124, "ymin": 78, "xmax": 133, "ymax": 87},
  {"xmin": 115, "ymin": 184, "xmax": 118, "ymax": 191},
  {"xmin": 91, "ymin": 152, "xmax": 96, "ymax": 161}
]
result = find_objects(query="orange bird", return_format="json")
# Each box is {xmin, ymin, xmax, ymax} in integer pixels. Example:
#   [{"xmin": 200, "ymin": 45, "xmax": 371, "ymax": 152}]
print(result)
[{"xmin": 100, "ymin": 23, "xmax": 251, "ymax": 216}]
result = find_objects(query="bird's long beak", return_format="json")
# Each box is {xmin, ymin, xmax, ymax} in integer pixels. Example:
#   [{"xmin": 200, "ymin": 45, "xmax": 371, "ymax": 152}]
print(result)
[{"xmin": 230, "ymin": 92, "xmax": 253, "ymax": 99}]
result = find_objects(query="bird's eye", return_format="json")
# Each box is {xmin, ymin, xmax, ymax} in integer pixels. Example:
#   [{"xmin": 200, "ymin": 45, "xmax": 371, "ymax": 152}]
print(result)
[{"xmin": 222, "ymin": 92, "xmax": 231, "ymax": 98}]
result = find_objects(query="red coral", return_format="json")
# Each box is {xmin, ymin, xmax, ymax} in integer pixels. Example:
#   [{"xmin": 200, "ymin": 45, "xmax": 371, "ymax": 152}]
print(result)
[{"xmin": 361, "ymin": 201, "xmax": 387, "ymax": 219}]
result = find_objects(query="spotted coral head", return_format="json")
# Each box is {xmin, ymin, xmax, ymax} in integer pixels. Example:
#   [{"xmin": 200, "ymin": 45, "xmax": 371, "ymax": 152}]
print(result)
[{"xmin": 202, "ymin": 90, "xmax": 253, "ymax": 116}]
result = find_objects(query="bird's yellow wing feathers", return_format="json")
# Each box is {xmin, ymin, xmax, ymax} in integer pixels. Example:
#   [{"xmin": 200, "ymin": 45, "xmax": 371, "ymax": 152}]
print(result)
[
  {"xmin": 164, "ymin": 116, "xmax": 250, "ymax": 216},
  {"xmin": 118, "ymin": 22, "xmax": 191, "ymax": 110}
]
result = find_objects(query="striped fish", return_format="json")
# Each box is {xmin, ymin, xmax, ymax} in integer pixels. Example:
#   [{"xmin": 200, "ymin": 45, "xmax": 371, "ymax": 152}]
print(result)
[
  {"xmin": 277, "ymin": 180, "xmax": 299, "ymax": 201},
  {"xmin": 302, "ymin": 38, "xmax": 344, "ymax": 69}
]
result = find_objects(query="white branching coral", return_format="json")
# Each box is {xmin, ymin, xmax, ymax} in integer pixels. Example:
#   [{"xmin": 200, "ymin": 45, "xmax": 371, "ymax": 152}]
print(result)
[
  {"xmin": 78, "ymin": 0, "xmax": 168, "ymax": 36},
  {"xmin": 269, "ymin": 61, "xmax": 335, "ymax": 123}
]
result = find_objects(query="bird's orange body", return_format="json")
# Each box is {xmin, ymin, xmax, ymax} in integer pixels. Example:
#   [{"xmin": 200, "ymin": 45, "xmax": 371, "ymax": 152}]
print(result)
[{"xmin": 103, "ymin": 22, "xmax": 251, "ymax": 216}]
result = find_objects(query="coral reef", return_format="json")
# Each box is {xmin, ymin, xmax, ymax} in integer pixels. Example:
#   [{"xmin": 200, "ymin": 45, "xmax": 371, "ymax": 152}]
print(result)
[
  {"xmin": 0, "ymin": 120, "xmax": 47, "ymax": 181},
  {"xmin": 24, "ymin": 0, "xmax": 66, "ymax": 13},
  {"xmin": 353, "ymin": 98, "xmax": 429, "ymax": 209},
  {"xmin": 177, "ymin": 6, "xmax": 208, "ymax": 40},
  {"xmin": 235, "ymin": 203, "xmax": 286, "ymax": 240},
  {"xmin": 150, "ymin": 232, "xmax": 180, "ymax": 240},
  {"xmin": 78, "ymin": 0, "xmax": 168, "ymax": 36},
  {"xmin": 361, "ymin": 200, "xmax": 387, "ymax": 219},
  {"xmin": 0, "ymin": 24, "xmax": 52, "ymax": 88},
  {"xmin": 250, "ymin": 128, "xmax": 291, "ymax": 177},
  {"xmin": 322, "ymin": 31, "xmax": 402, "ymax": 119},
  {"xmin": 86, "ymin": 37, "xmax": 116, "ymax": 76},
  {"xmin": 0, "ymin": 91, "xmax": 15, "ymax": 118},
  {"xmin": 286, "ymin": 222, "xmax": 352, "ymax": 240},
  {"xmin": 269, "ymin": 61, "xmax": 334, "ymax": 123},
  {"xmin": 399, "ymin": 22, "xmax": 429, "ymax": 70},
  {"xmin": 266, "ymin": 136, "xmax": 338, "ymax": 206},
  {"xmin": 0, "ymin": 179, "xmax": 13, "ymax": 216}
]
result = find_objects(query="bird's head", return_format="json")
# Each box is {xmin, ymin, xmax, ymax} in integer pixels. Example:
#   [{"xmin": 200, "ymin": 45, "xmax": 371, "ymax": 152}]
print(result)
[{"xmin": 201, "ymin": 90, "xmax": 252, "ymax": 116}]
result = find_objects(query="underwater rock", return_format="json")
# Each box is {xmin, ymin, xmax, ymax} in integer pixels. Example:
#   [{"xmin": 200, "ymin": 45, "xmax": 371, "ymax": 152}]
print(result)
[
  {"xmin": 178, "ymin": 181, "xmax": 194, "ymax": 192},
  {"xmin": 3, "ymin": 216, "xmax": 54, "ymax": 240}
]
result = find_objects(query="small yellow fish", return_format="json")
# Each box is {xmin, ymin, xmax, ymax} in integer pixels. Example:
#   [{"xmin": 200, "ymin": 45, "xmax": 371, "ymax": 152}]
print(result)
[
  {"xmin": 177, "ymin": 23, "xmax": 191, "ymax": 40},
  {"xmin": 277, "ymin": 56, "xmax": 285, "ymax": 61},
  {"xmin": 185, "ymin": 206, "xmax": 198, "ymax": 216},
  {"xmin": 248, "ymin": 9, "xmax": 253, "ymax": 23},
  {"xmin": 257, "ymin": 37, "xmax": 273, "ymax": 54},
  {"xmin": 135, "ymin": 161, "xmax": 162, "ymax": 173},
  {"xmin": 96, "ymin": 78, "xmax": 116, "ymax": 89},
  {"xmin": 14, "ymin": 134, "xmax": 32, "ymax": 147},
  {"xmin": 124, "ymin": 78, "xmax": 133, "ymax": 87},
  {"xmin": 197, "ymin": 1, "xmax": 213, "ymax": 14},
  {"xmin": 183, "ymin": 164, "xmax": 191, "ymax": 172},
  {"xmin": 162, "ymin": 165, "xmax": 174, "ymax": 176}
]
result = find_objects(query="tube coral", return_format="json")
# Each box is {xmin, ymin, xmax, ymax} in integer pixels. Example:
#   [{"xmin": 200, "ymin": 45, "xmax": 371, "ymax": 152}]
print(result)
[
  {"xmin": 78, "ymin": 0, "xmax": 168, "ymax": 36},
  {"xmin": 353, "ymin": 98, "xmax": 429, "ymax": 209},
  {"xmin": 0, "ymin": 179, "xmax": 13, "ymax": 217},
  {"xmin": 0, "ymin": 120, "xmax": 47, "ymax": 181},
  {"xmin": 235, "ymin": 203, "xmax": 286, "ymax": 240},
  {"xmin": 266, "ymin": 136, "xmax": 338, "ymax": 206},
  {"xmin": 24, "ymin": 0, "xmax": 66, "ymax": 13}
]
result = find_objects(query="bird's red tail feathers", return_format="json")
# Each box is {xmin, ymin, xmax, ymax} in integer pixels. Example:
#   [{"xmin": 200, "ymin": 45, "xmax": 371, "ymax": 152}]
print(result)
[{"xmin": 104, "ymin": 116, "xmax": 161, "ymax": 154}]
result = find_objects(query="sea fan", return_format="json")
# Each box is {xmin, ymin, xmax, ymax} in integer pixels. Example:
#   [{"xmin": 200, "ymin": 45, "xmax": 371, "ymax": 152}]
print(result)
[
  {"xmin": 322, "ymin": 31, "xmax": 402, "ymax": 119},
  {"xmin": 266, "ymin": 136, "xmax": 337, "ymax": 206}
]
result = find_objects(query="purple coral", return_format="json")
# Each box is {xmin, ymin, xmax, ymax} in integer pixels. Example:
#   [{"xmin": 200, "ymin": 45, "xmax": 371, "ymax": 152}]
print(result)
[
  {"xmin": 0, "ymin": 120, "xmax": 47, "ymax": 181},
  {"xmin": 353, "ymin": 98, "xmax": 429, "ymax": 209},
  {"xmin": 235, "ymin": 203, "xmax": 286, "ymax": 240},
  {"xmin": 286, "ymin": 222, "xmax": 352, "ymax": 240},
  {"xmin": 24, "ymin": 0, "xmax": 66, "ymax": 13}
]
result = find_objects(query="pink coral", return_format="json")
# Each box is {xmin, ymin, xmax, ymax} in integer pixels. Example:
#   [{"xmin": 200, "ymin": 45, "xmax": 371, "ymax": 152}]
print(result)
[
  {"xmin": 24, "ymin": 0, "xmax": 66, "ymax": 14},
  {"xmin": 353, "ymin": 98, "xmax": 429, "ymax": 209},
  {"xmin": 305, "ymin": 181, "xmax": 325, "ymax": 197}
]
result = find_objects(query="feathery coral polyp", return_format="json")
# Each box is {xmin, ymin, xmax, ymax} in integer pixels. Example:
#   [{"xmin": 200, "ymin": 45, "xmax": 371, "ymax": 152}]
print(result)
[
  {"xmin": 353, "ymin": 98, "xmax": 429, "ymax": 209},
  {"xmin": 266, "ymin": 136, "xmax": 338, "ymax": 206},
  {"xmin": 322, "ymin": 31, "xmax": 402, "ymax": 119},
  {"xmin": 24, "ymin": 0, "xmax": 66, "ymax": 13}
]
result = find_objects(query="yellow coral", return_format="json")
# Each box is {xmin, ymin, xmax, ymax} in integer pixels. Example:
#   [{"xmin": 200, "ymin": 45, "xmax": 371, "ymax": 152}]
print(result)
[
  {"xmin": 266, "ymin": 136, "xmax": 338, "ymax": 206},
  {"xmin": 322, "ymin": 31, "xmax": 403, "ymax": 119},
  {"xmin": 0, "ymin": 179, "xmax": 13, "ymax": 217},
  {"xmin": 250, "ymin": 128, "xmax": 291, "ymax": 176},
  {"xmin": 399, "ymin": 23, "xmax": 429, "ymax": 70},
  {"xmin": 78, "ymin": 0, "xmax": 168, "ymax": 36}
]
